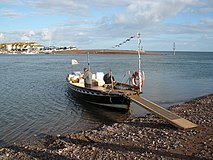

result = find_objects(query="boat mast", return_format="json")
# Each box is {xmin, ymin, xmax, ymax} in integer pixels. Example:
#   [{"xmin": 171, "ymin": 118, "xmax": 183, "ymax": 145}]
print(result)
[
  {"xmin": 87, "ymin": 52, "xmax": 90, "ymax": 70},
  {"xmin": 173, "ymin": 42, "xmax": 176, "ymax": 55},
  {"xmin": 137, "ymin": 32, "xmax": 142, "ymax": 93}
]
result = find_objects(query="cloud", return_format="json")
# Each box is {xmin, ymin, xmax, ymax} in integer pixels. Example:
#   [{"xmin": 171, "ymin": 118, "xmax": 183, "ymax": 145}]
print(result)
[
  {"xmin": 21, "ymin": 35, "xmax": 30, "ymax": 41},
  {"xmin": 20, "ymin": 30, "xmax": 38, "ymax": 41},
  {"xmin": 0, "ymin": 33, "xmax": 5, "ymax": 40},
  {"xmin": 0, "ymin": 0, "xmax": 18, "ymax": 3},
  {"xmin": 113, "ymin": 0, "xmax": 198, "ymax": 25},
  {"xmin": 28, "ymin": 30, "xmax": 35, "ymax": 36},
  {"xmin": 40, "ymin": 28, "xmax": 56, "ymax": 41},
  {"xmin": 25, "ymin": 0, "xmax": 89, "ymax": 16},
  {"xmin": 0, "ymin": 9, "xmax": 24, "ymax": 18},
  {"xmin": 0, "ymin": 0, "xmax": 213, "ymax": 51},
  {"xmin": 195, "ymin": 0, "xmax": 213, "ymax": 12}
]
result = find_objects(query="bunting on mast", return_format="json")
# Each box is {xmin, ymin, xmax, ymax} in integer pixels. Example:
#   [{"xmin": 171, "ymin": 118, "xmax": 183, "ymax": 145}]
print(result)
[{"xmin": 112, "ymin": 35, "xmax": 136, "ymax": 48}]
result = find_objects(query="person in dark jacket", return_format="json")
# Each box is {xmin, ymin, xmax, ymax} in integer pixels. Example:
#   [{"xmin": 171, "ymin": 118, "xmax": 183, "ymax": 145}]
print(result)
[{"xmin": 103, "ymin": 69, "xmax": 115, "ymax": 84}]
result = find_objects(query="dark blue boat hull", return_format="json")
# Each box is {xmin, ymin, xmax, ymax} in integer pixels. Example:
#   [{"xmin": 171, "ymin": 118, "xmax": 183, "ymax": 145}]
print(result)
[{"xmin": 67, "ymin": 82, "xmax": 130, "ymax": 110}]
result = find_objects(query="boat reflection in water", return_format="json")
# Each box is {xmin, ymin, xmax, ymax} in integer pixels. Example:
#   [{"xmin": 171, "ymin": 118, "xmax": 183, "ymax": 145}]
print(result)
[{"xmin": 66, "ymin": 90, "xmax": 131, "ymax": 124}]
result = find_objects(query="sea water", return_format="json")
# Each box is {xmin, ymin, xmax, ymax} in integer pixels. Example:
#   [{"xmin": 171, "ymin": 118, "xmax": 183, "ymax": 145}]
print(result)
[{"xmin": 0, "ymin": 52, "xmax": 212, "ymax": 145}]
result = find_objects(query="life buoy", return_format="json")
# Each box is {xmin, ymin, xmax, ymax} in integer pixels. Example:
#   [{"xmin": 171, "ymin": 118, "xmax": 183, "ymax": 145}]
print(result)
[{"xmin": 132, "ymin": 71, "xmax": 145, "ymax": 89}]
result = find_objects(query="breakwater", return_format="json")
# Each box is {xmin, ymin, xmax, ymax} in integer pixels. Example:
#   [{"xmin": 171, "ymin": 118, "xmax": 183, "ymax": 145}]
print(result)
[{"xmin": 55, "ymin": 49, "xmax": 162, "ymax": 55}]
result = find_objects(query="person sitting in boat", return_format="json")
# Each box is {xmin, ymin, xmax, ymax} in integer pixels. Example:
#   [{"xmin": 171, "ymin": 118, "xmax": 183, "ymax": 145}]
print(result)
[
  {"xmin": 103, "ymin": 69, "xmax": 115, "ymax": 89},
  {"xmin": 103, "ymin": 69, "xmax": 115, "ymax": 84},
  {"xmin": 83, "ymin": 68, "xmax": 92, "ymax": 88}
]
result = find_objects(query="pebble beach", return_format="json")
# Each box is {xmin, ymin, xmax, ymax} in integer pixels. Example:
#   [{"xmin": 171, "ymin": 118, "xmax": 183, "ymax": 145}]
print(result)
[{"xmin": 0, "ymin": 94, "xmax": 212, "ymax": 160}]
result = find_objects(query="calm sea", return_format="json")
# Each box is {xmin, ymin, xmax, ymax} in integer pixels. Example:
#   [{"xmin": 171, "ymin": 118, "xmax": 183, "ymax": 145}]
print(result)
[{"xmin": 0, "ymin": 51, "xmax": 212, "ymax": 145}]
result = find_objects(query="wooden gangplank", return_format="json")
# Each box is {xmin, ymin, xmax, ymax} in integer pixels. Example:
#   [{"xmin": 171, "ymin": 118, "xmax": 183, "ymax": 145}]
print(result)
[{"xmin": 128, "ymin": 94, "xmax": 198, "ymax": 129}]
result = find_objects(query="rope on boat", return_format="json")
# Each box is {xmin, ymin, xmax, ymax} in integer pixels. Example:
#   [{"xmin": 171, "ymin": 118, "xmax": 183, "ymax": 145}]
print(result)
[{"xmin": 107, "ymin": 89, "xmax": 113, "ymax": 103}]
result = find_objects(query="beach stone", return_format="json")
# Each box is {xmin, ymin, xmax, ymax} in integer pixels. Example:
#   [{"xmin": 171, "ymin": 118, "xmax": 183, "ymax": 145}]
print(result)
[{"xmin": 1, "ymin": 94, "xmax": 213, "ymax": 159}]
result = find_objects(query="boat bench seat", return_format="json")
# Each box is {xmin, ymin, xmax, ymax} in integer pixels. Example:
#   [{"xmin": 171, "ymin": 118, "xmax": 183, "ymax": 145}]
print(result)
[{"xmin": 92, "ymin": 79, "xmax": 105, "ymax": 87}]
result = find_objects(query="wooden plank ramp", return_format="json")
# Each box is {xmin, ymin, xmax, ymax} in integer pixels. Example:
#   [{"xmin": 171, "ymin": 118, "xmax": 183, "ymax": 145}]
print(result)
[{"xmin": 127, "ymin": 94, "xmax": 198, "ymax": 129}]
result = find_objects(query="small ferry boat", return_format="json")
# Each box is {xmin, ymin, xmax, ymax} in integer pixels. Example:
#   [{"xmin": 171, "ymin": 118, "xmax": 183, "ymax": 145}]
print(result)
[
  {"xmin": 66, "ymin": 33, "xmax": 198, "ymax": 129},
  {"xmin": 66, "ymin": 33, "xmax": 144, "ymax": 111},
  {"xmin": 66, "ymin": 71, "xmax": 143, "ymax": 111}
]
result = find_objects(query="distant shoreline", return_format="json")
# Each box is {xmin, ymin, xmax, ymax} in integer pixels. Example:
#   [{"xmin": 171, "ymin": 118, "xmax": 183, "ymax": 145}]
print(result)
[
  {"xmin": 1, "ymin": 49, "xmax": 212, "ymax": 55},
  {"xmin": 54, "ymin": 49, "xmax": 163, "ymax": 55}
]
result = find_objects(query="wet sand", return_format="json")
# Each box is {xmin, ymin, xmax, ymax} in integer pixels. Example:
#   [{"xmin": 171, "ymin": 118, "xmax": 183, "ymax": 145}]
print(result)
[{"xmin": 0, "ymin": 94, "xmax": 212, "ymax": 160}]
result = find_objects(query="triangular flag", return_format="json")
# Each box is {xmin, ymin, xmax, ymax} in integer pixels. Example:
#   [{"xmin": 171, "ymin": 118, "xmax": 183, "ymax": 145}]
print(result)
[{"xmin": 71, "ymin": 59, "xmax": 79, "ymax": 65}]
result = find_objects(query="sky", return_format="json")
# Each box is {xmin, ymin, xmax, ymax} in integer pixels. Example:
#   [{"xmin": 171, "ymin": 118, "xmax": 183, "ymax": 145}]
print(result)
[{"xmin": 0, "ymin": 0, "xmax": 213, "ymax": 51}]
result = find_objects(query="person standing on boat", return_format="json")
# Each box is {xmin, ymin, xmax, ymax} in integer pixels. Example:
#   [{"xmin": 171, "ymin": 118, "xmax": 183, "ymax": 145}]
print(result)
[{"xmin": 83, "ymin": 68, "xmax": 92, "ymax": 88}]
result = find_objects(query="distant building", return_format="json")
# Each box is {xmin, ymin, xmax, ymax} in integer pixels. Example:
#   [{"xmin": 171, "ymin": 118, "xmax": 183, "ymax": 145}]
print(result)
[{"xmin": 0, "ymin": 42, "xmax": 44, "ymax": 52}]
